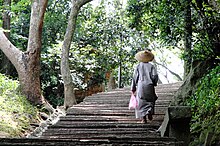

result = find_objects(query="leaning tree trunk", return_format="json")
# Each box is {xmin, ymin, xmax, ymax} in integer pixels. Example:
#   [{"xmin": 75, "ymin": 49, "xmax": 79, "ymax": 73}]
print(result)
[
  {"xmin": 61, "ymin": 0, "xmax": 92, "ymax": 109},
  {"xmin": 0, "ymin": 0, "xmax": 49, "ymax": 107}
]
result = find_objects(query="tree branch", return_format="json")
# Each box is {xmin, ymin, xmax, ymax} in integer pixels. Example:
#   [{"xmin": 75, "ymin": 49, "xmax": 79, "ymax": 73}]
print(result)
[
  {"xmin": 155, "ymin": 61, "xmax": 183, "ymax": 81},
  {"xmin": 78, "ymin": 0, "xmax": 93, "ymax": 7},
  {"xmin": 0, "ymin": 30, "xmax": 22, "ymax": 69}
]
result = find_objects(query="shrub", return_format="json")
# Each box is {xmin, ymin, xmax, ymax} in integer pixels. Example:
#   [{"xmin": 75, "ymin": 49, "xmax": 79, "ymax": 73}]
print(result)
[{"xmin": 186, "ymin": 66, "xmax": 220, "ymax": 145}]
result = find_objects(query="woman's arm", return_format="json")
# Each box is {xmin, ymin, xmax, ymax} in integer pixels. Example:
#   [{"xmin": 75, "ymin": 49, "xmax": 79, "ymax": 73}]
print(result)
[
  {"xmin": 131, "ymin": 64, "xmax": 139, "ymax": 92},
  {"xmin": 151, "ymin": 65, "xmax": 158, "ymax": 86}
]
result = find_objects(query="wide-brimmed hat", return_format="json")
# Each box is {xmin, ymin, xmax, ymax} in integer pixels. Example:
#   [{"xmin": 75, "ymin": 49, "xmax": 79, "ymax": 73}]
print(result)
[{"xmin": 135, "ymin": 50, "xmax": 154, "ymax": 62}]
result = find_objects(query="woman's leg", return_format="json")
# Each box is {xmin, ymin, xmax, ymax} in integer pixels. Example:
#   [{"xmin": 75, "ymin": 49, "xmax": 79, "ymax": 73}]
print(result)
[
  {"xmin": 148, "ymin": 114, "xmax": 153, "ymax": 120},
  {"xmin": 141, "ymin": 115, "xmax": 147, "ymax": 123}
]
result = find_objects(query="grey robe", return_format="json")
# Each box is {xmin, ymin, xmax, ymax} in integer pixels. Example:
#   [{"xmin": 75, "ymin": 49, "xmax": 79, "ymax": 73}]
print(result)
[{"xmin": 131, "ymin": 62, "xmax": 158, "ymax": 119}]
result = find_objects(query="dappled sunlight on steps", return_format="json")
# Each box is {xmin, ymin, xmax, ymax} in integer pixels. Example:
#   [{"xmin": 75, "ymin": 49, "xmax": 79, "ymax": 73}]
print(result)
[{"xmin": 0, "ymin": 82, "xmax": 184, "ymax": 145}]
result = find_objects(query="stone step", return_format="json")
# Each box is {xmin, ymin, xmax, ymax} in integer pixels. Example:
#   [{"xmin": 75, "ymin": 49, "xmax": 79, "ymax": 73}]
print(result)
[
  {"xmin": 41, "ymin": 126, "xmax": 161, "ymax": 137},
  {"xmin": 48, "ymin": 122, "xmax": 161, "ymax": 129},
  {"xmin": 110, "ymin": 82, "xmax": 182, "ymax": 89},
  {"xmin": 59, "ymin": 114, "xmax": 164, "ymax": 122},
  {"xmin": 98, "ymin": 82, "xmax": 182, "ymax": 93},
  {"xmin": 54, "ymin": 120, "xmax": 162, "ymax": 128},
  {"xmin": 72, "ymin": 103, "xmax": 170, "ymax": 109},
  {"xmin": 0, "ymin": 82, "xmax": 184, "ymax": 146},
  {"xmin": 78, "ymin": 99, "xmax": 172, "ymax": 106},
  {"xmin": 0, "ymin": 137, "xmax": 183, "ymax": 146},
  {"xmin": 88, "ymin": 92, "xmax": 175, "ymax": 98},
  {"xmin": 42, "ymin": 125, "xmax": 161, "ymax": 137},
  {"xmin": 66, "ymin": 106, "xmax": 168, "ymax": 115},
  {"xmin": 81, "ymin": 98, "xmax": 173, "ymax": 105},
  {"xmin": 84, "ymin": 96, "xmax": 174, "ymax": 103},
  {"xmin": 42, "ymin": 134, "xmax": 162, "ymax": 139},
  {"xmin": 94, "ymin": 90, "xmax": 177, "ymax": 97},
  {"xmin": 42, "ymin": 127, "xmax": 159, "ymax": 136}
]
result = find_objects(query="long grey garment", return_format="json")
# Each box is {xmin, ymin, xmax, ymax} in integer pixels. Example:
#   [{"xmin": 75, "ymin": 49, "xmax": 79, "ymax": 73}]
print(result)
[{"xmin": 131, "ymin": 62, "xmax": 158, "ymax": 119}]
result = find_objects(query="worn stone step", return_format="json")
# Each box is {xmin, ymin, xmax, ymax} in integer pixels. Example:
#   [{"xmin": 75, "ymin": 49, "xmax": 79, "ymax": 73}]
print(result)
[
  {"xmin": 40, "ymin": 135, "xmax": 176, "ymax": 141},
  {"xmin": 98, "ymin": 87, "xmax": 180, "ymax": 93},
  {"xmin": 78, "ymin": 100, "xmax": 171, "ymax": 106},
  {"xmin": 0, "ymin": 137, "xmax": 183, "ymax": 146},
  {"xmin": 83, "ymin": 97, "xmax": 173, "ymax": 103},
  {"xmin": 58, "ymin": 115, "xmax": 164, "ymax": 126},
  {"xmin": 49, "ymin": 122, "xmax": 160, "ymax": 129},
  {"xmin": 41, "ymin": 133, "xmax": 162, "ymax": 139},
  {"xmin": 81, "ymin": 98, "xmax": 173, "ymax": 105},
  {"xmin": 66, "ymin": 107, "xmax": 168, "ymax": 115},
  {"xmin": 42, "ymin": 126, "xmax": 161, "ymax": 138},
  {"xmin": 59, "ymin": 114, "xmax": 164, "ymax": 122},
  {"xmin": 42, "ymin": 127, "xmax": 159, "ymax": 136},
  {"xmin": 85, "ymin": 94, "xmax": 174, "ymax": 99},
  {"xmin": 41, "ymin": 128, "xmax": 162, "ymax": 140},
  {"xmin": 54, "ymin": 120, "xmax": 162, "ymax": 125},
  {"xmin": 93, "ymin": 90, "xmax": 177, "ymax": 97},
  {"xmin": 72, "ymin": 104, "xmax": 170, "ymax": 109},
  {"xmin": 86, "ymin": 93, "xmax": 175, "ymax": 99},
  {"xmin": 42, "ymin": 127, "xmax": 161, "ymax": 139},
  {"xmin": 96, "ymin": 83, "xmax": 181, "ymax": 94},
  {"xmin": 105, "ymin": 82, "xmax": 181, "ymax": 90}
]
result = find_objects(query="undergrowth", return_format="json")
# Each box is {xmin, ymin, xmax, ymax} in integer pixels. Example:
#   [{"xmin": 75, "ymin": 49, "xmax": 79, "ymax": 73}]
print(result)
[
  {"xmin": 185, "ymin": 66, "xmax": 220, "ymax": 145},
  {"xmin": 0, "ymin": 73, "xmax": 40, "ymax": 137}
]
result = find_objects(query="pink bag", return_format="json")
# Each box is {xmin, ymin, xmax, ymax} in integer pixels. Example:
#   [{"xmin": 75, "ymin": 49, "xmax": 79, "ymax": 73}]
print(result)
[{"xmin": 129, "ymin": 93, "xmax": 137, "ymax": 110}]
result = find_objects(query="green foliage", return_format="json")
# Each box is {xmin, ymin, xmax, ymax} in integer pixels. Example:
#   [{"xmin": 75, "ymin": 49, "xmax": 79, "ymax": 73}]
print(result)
[
  {"xmin": 190, "ymin": 33, "xmax": 214, "ymax": 61},
  {"xmin": 40, "ymin": 0, "xmax": 144, "ymax": 105},
  {"xmin": 126, "ymin": 0, "xmax": 220, "ymax": 63},
  {"xmin": 0, "ymin": 73, "xmax": 39, "ymax": 137},
  {"xmin": 0, "ymin": 1, "xmax": 3, "ymax": 26},
  {"xmin": 74, "ymin": 0, "xmax": 149, "ymax": 87},
  {"xmin": 41, "ymin": 44, "xmax": 63, "ymax": 107},
  {"xmin": 126, "ymin": 0, "xmax": 185, "ymax": 46},
  {"xmin": 9, "ymin": 0, "xmax": 68, "ymax": 50},
  {"xmin": 1, "ymin": 0, "xmax": 184, "ymax": 108},
  {"xmin": 70, "ymin": 44, "xmax": 105, "ymax": 88},
  {"xmin": 10, "ymin": 0, "xmax": 31, "ymax": 50},
  {"xmin": 185, "ymin": 66, "xmax": 220, "ymax": 145},
  {"xmin": 42, "ymin": 0, "xmax": 69, "ymax": 49}
]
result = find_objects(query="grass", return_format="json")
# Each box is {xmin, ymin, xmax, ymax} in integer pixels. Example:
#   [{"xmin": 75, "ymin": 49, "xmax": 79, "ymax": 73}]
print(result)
[{"xmin": 0, "ymin": 73, "xmax": 40, "ymax": 137}]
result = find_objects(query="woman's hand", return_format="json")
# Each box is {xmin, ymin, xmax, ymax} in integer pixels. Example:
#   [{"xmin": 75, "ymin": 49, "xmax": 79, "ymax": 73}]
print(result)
[{"xmin": 131, "ymin": 91, "xmax": 136, "ymax": 95}]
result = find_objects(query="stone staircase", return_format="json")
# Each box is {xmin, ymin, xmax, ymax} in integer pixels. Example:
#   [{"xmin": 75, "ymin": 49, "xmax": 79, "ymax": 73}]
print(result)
[{"xmin": 0, "ymin": 82, "xmax": 184, "ymax": 145}]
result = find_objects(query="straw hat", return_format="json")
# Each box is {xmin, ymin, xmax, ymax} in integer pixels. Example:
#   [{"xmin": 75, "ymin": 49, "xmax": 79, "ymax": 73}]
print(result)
[{"xmin": 135, "ymin": 50, "xmax": 154, "ymax": 62}]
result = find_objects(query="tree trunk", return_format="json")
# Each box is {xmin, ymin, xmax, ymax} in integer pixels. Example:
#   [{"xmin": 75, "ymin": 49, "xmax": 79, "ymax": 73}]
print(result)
[
  {"xmin": 183, "ymin": 0, "xmax": 192, "ymax": 78},
  {"xmin": 173, "ymin": 59, "xmax": 216, "ymax": 105},
  {"xmin": 107, "ymin": 71, "xmax": 116, "ymax": 91},
  {"xmin": 0, "ymin": 0, "xmax": 48, "ymax": 106},
  {"xmin": 61, "ymin": 0, "xmax": 92, "ymax": 109},
  {"xmin": 21, "ymin": 0, "xmax": 48, "ymax": 105},
  {"xmin": 173, "ymin": 0, "xmax": 219, "ymax": 105}
]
